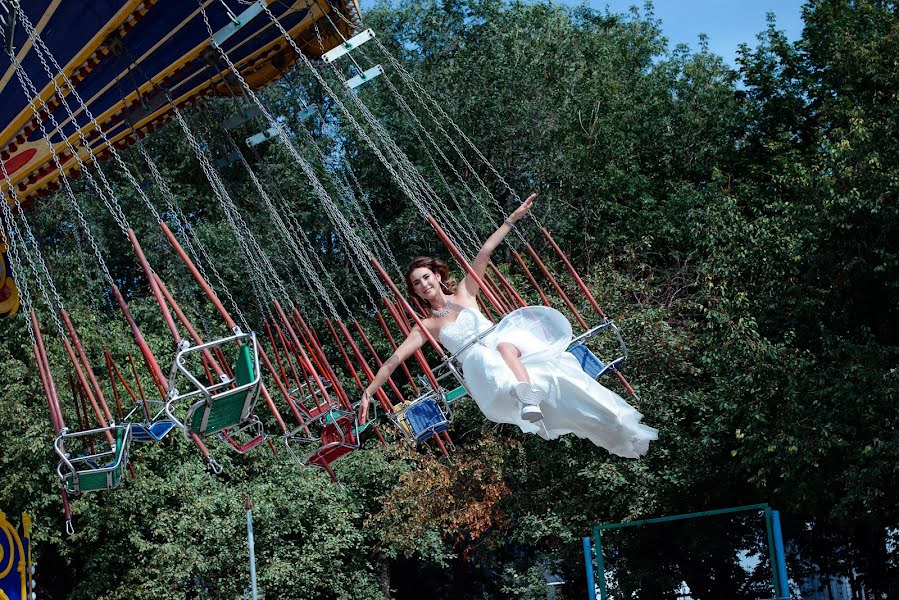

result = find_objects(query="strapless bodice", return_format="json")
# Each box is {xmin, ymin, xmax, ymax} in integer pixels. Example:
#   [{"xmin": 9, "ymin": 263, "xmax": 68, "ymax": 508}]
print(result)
[{"xmin": 438, "ymin": 306, "xmax": 494, "ymax": 358}]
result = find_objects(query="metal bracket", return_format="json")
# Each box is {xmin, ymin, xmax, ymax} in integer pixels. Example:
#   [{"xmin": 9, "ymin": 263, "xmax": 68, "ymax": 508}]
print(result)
[
  {"xmin": 222, "ymin": 106, "xmax": 263, "ymax": 130},
  {"xmin": 322, "ymin": 28, "xmax": 376, "ymax": 64},
  {"xmin": 213, "ymin": 150, "xmax": 242, "ymax": 169},
  {"xmin": 123, "ymin": 90, "xmax": 168, "ymax": 126},
  {"xmin": 246, "ymin": 118, "xmax": 286, "ymax": 147},
  {"xmin": 298, "ymin": 105, "xmax": 316, "ymax": 122},
  {"xmin": 211, "ymin": 0, "xmax": 266, "ymax": 48},
  {"xmin": 345, "ymin": 65, "xmax": 384, "ymax": 90}
]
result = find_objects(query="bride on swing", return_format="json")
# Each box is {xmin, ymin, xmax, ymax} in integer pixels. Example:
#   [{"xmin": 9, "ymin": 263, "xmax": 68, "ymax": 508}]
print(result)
[{"xmin": 358, "ymin": 194, "xmax": 657, "ymax": 458}]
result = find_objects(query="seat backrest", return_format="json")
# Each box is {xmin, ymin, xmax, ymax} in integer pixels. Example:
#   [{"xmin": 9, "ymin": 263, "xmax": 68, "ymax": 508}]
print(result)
[
  {"xmin": 567, "ymin": 344, "xmax": 606, "ymax": 379},
  {"xmin": 406, "ymin": 399, "xmax": 446, "ymax": 435},
  {"xmin": 233, "ymin": 343, "xmax": 255, "ymax": 387}
]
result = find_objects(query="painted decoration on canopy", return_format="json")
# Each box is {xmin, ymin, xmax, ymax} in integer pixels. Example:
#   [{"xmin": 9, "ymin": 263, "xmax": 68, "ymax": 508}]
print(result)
[
  {"xmin": 0, "ymin": 511, "xmax": 33, "ymax": 600},
  {"xmin": 0, "ymin": 243, "xmax": 17, "ymax": 318},
  {"xmin": 0, "ymin": 0, "xmax": 360, "ymax": 203}
]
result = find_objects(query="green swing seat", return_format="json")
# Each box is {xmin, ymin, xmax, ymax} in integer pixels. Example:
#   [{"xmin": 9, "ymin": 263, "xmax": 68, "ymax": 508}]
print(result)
[
  {"xmin": 57, "ymin": 424, "xmax": 132, "ymax": 494},
  {"xmin": 186, "ymin": 343, "xmax": 260, "ymax": 437}
]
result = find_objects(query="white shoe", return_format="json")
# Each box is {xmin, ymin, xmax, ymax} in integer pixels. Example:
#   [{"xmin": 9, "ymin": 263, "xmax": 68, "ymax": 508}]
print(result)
[
  {"xmin": 513, "ymin": 382, "xmax": 545, "ymax": 423},
  {"xmin": 519, "ymin": 403, "xmax": 544, "ymax": 423}
]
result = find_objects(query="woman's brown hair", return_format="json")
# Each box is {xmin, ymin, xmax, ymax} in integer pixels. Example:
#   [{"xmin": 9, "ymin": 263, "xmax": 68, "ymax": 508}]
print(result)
[{"xmin": 405, "ymin": 256, "xmax": 457, "ymax": 299}]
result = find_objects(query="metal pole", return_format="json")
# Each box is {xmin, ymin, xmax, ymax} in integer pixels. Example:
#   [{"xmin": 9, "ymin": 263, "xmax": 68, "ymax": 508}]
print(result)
[
  {"xmin": 245, "ymin": 500, "xmax": 258, "ymax": 600},
  {"xmin": 593, "ymin": 527, "xmax": 608, "ymax": 600},
  {"xmin": 765, "ymin": 506, "xmax": 781, "ymax": 597},
  {"xmin": 582, "ymin": 536, "xmax": 597, "ymax": 600},
  {"xmin": 772, "ymin": 510, "xmax": 790, "ymax": 598}
]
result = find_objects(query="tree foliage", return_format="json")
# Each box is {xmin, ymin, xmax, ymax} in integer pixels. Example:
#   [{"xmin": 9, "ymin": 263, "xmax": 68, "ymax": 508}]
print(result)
[{"xmin": 0, "ymin": 0, "xmax": 896, "ymax": 598}]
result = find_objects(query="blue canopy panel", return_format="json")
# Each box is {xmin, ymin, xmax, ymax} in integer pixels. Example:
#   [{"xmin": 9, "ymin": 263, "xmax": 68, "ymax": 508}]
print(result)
[{"xmin": 0, "ymin": 0, "xmax": 360, "ymax": 202}]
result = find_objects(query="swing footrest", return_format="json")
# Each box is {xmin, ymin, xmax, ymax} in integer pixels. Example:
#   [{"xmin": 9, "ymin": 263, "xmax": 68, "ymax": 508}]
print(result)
[
  {"xmin": 283, "ymin": 405, "xmax": 362, "ymax": 474},
  {"xmin": 218, "ymin": 415, "xmax": 266, "ymax": 454},
  {"xmin": 168, "ymin": 335, "xmax": 263, "ymax": 440},
  {"xmin": 444, "ymin": 385, "xmax": 468, "ymax": 403},
  {"xmin": 345, "ymin": 65, "xmax": 384, "ymax": 89}
]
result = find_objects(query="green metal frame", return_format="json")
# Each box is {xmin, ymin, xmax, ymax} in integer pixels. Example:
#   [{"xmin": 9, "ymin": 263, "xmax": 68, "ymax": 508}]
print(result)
[{"xmin": 587, "ymin": 503, "xmax": 790, "ymax": 600}]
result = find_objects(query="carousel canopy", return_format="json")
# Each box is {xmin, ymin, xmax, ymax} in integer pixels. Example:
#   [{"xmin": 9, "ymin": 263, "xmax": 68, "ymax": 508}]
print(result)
[{"xmin": 0, "ymin": 0, "xmax": 359, "ymax": 202}]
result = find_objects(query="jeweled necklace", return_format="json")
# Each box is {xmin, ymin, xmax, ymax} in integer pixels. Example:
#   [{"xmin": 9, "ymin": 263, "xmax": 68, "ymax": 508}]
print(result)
[{"xmin": 432, "ymin": 300, "xmax": 452, "ymax": 318}]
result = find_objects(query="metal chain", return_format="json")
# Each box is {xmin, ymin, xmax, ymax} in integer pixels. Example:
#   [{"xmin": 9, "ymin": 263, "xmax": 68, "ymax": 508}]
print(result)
[
  {"xmin": 249, "ymin": 3, "xmax": 445, "ymax": 275},
  {"xmin": 9, "ymin": 19, "xmax": 128, "ymax": 233},
  {"xmin": 0, "ymin": 175, "xmax": 67, "ymax": 317},
  {"xmin": 0, "ymin": 206, "xmax": 37, "ymax": 345},
  {"xmin": 1, "ymin": 207, "xmax": 65, "ymax": 339},
  {"xmin": 107, "ymin": 31, "xmax": 253, "ymax": 330},
  {"xmin": 219, "ymin": 118, "xmax": 341, "ymax": 319},
  {"xmin": 329, "ymin": 3, "xmax": 544, "ymax": 230},
  {"xmin": 224, "ymin": 80, "xmax": 359, "ymax": 315},
  {"xmin": 273, "ymin": 97, "xmax": 390, "ymax": 306},
  {"xmin": 342, "ymin": 160, "xmax": 404, "ymax": 279},
  {"xmin": 201, "ymin": 4, "xmax": 390, "ymax": 298},
  {"xmin": 7, "ymin": 55, "xmax": 121, "ymax": 289},
  {"xmin": 222, "ymin": 78, "xmax": 387, "ymax": 308},
  {"xmin": 367, "ymin": 34, "xmax": 542, "ymax": 226},
  {"xmin": 308, "ymin": 17, "xmax": 477, "ymax": 260},
  {"xmin": 377, "ymin": 71, "xmax": 497, "ymax": 246},
  {"xmin": 182, "ymin": 106, "xmax": 288, "ymax": 320}
]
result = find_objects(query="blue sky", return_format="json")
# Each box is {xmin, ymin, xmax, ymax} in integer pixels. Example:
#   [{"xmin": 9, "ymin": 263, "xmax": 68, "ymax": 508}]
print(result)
[
  {"xmin": 575, "ymin": 1, "xmax": 807, "ymax": 62},
  {"xmin": 359, "ymin": 1, "xmax": 808, "ymax": 64}
]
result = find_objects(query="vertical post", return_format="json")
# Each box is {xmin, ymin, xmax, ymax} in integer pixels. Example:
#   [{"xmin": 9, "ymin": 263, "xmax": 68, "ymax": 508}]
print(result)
[
  {"xmin": 765, "ymin": 506, "xmax": 781, "ymax": 597},
  {"xmin": 582, "ymin": 536, "xmax": 597, "ymax": 600},
  {"xmin": 593, "ymin": 527, "xmax": 608, "ymax": 600},
  {"xmin": 772, "ymin": 510, "xmax": 790, "ymax": 598},
  {"xmin": 245, "ymin": 499, "xmax": 258, "ymax": 600}
]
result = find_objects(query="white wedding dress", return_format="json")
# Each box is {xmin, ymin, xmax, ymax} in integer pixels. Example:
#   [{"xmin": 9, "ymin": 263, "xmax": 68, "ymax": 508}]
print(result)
[{"xmin": 438, "ymin": 305, "xmax": 658, "ymax": 458}]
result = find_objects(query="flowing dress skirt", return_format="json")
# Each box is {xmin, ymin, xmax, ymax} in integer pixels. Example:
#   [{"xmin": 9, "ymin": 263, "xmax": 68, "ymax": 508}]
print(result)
[{"xmin": 443, "ymin": 306, "xmax": 657, "ymax": 458}]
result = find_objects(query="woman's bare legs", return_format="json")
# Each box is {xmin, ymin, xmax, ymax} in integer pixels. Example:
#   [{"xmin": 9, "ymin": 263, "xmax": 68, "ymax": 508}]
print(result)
[
  {"xmin": 497, "ymin": 342, "xmax": 544, "ymax": 422},
  {"xmin": 497, "ymin": 342, "xmax": 530, "ymax": 383}
]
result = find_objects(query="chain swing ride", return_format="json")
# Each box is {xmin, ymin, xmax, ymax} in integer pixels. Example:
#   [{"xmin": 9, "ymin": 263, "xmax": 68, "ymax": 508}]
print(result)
[{"xmin": 0, "ymin": 0, "xmax": 640, "ymax": 533}]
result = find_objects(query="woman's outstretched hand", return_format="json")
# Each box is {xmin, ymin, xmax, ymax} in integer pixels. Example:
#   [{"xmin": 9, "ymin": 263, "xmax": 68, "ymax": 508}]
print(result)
[
  {"xmin": 508, "ymin": 192, "xmax": 537, "ymax": 224},
  {"xmin": 358, "ymin": 392, "xmax": 372, "ymax": 425}
]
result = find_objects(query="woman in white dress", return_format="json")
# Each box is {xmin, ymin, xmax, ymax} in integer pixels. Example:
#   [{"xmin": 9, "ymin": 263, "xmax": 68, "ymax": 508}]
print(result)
[{"xmin": 358, "ymin": 194, "xmax": 657, "ymax": 458}]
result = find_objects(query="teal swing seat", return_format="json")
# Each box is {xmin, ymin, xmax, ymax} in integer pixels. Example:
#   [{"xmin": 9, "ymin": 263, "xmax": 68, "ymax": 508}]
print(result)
[
  {"xmin": 55, "ymin": 424, "xmax": 133, "ymax": 494},
  {"xmin": 185, "ymin": 343, "xmax": 258, "ymax": 436},
  {"xmin": 165, "ymin": 330, "xmax": 265, "ymax": 458}
]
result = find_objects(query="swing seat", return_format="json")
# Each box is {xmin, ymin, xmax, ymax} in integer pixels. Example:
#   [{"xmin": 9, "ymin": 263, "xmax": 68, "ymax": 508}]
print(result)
[
  {"xmin": 283, "ymin": 402, "xmax": 362, "ymax": 472},
  {"xmin": 186, "ymin": 342, "xmax": 257, "ymax": 435},
  {"xmin": 566, "ymin": 319, "xmax": 628, "ymax": 380},
  {"xmin": 56, "ymin": 424, "xmax": 132, "ymax": 494},
  {"xmin": 391, "ymin": 396, "xmax": 450, "ymax": 444},
  {"xmin": 131, "ymin": 420, "xmax": 177, "ymax": 442},
  {"xmin": 296, "ymin": 414, "xmax": 362, "ymax": 481},
  {"xmin": 567, "ymin": 344, "xmax": 608, "ymax": 378},
  {"xmin": 567, "ymin": 342, "xmax": 627, "ymax": 379}
]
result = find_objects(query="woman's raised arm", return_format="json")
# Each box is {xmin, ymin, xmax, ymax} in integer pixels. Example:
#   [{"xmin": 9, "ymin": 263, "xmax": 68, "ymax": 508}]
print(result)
[{"xmin": 461, "ymin": 193, "xmax": 537, "ymax": 297}]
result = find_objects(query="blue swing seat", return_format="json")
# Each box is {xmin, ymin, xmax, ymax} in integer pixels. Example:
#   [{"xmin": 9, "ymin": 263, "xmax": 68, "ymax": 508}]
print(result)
[
  {"xmin": 131, "ymin": 420, "xmax": 177, "ymax": 442},
  {"xmin": 400, "ymin": 398, "xmax": 450, "ymax": 444},
  {"xmin": 567, "ymin": 344, "xmax": 609, "ymax": 379}
]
